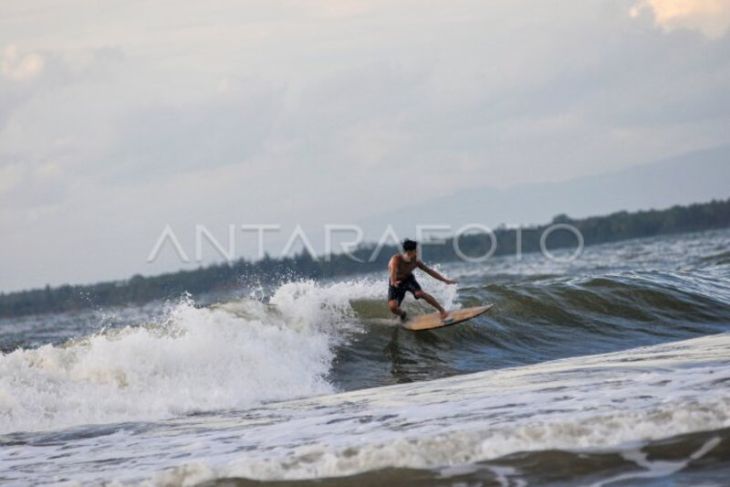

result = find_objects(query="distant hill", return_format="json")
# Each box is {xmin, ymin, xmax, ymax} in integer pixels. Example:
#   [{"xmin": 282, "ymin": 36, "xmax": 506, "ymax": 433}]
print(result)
[{"xmin": 358, "ymin": 145, "xmax": 730, "ymax": 236}]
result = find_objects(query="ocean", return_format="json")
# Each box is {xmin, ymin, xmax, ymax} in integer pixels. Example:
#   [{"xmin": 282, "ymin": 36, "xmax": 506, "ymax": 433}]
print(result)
[{"xmin": 1, "ymin": 228, "xmax": 729, "ymax": 486}]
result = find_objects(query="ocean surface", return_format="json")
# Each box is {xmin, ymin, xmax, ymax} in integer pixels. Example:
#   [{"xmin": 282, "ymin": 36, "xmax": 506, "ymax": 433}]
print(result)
[{"xmin": 1, "ymin": 228, "xmax": 730, "ymax": 486}]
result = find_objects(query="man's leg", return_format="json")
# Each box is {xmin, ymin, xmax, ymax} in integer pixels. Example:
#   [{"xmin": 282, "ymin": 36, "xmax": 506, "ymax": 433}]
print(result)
[
  {"xmin": 415, "ymin": 291, "xmax": 448, "ymax": 319},
  {"xmin": 388, "ymin": 299, "xmax": 407, "ymax": 321}
]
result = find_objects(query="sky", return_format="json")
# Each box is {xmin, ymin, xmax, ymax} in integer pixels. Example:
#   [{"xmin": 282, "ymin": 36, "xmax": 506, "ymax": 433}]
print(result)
[{"xmin": 1, "ymin": 0, "xmax": 729, "ymax": 292}]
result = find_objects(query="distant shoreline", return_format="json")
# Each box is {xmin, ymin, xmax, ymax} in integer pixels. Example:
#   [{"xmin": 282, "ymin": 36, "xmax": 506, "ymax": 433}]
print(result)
[{"xmin": 1, "ymin": 197, "xmax": 729, "ymax": 319}]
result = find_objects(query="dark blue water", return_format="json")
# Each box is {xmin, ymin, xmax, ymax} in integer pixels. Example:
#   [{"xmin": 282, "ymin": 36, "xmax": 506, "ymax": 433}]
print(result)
[{"xmin": 1, "ymin": 228, "xmax": 729, "ymax": 486}]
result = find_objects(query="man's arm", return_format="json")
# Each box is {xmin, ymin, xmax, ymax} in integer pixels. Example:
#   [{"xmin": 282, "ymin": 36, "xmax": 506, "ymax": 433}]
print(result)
[
  {"xmin": 417, "ymin": 260, "xmax": 457, "ymax": 284},
  {"xmin": 388, "ymin": 256, "xmax": 401, "ymax": 286}
]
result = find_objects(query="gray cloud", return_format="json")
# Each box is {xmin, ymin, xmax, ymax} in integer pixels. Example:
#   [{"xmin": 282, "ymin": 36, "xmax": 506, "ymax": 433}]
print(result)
[{"xmin": 1, "ymin": 0, "xmax": 729, "ymax": 291}]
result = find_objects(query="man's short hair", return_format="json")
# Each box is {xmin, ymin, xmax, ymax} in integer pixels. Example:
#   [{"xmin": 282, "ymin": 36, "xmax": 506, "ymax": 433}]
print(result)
[{"xmin": 402, "ymin": 239, "xmax": 418, "ymax": 252}]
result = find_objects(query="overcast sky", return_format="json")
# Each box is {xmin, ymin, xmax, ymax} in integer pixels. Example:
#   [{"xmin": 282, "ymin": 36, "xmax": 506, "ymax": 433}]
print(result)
[{"xmin": 1, "ymin": 0, "xmax": 729, "ymax": 292}]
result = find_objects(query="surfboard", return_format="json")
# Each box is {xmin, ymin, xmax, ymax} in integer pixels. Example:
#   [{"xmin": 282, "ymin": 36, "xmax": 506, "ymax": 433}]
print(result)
[{"xmin": 401, "ymin": 304, "xmax": 494, "ymax": 331}]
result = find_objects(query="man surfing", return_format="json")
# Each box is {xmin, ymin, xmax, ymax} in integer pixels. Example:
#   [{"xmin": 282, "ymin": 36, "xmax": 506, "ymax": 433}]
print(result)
[{"xmin": 388, "ymin": 239, "xmax": 457, "ymax": 322}]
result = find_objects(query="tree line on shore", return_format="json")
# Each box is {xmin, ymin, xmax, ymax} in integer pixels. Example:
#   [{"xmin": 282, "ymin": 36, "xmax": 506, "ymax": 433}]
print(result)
[{"xmin": 1, "ymin": 198, "xmax": 729, "ymax": 318}]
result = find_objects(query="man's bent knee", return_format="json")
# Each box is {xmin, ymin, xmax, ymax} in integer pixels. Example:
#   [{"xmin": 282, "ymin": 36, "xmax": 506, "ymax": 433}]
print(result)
[{"xmin": 388, "ymin": 300, "xmax": 400, "ymax": 313}]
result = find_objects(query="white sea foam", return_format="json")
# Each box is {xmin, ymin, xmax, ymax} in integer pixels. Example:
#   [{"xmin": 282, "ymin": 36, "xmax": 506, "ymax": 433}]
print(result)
[
  {"xmin": 0, "ymin": 278, "xmax": 399, "ymax": 434},
  {"xmin": 3, "ymin": 332, "xmax": 729, "ymax": 485},
  {"xmin": 142, "ymin": 333, "xmax": 730, "ymax": 485},
  {"xmin": 0, "ymin": 274, "xmax": 460, "ymax": 435},
  {"xmin": 0, "ymin": 300, "xmax": 332, "ymax": 433}
]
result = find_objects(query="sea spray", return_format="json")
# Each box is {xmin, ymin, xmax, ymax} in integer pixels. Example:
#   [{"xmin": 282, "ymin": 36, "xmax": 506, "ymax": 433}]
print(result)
[
  {"xmin": 0, "ymin": 275, "xmax": 454, "ymax": 434},
  {"xmin": 0, "ymin": 294, "xmax": 335, "ymax": 433}
]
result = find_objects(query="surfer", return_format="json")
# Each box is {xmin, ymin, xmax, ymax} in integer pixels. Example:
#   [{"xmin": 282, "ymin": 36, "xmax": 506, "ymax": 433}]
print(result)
[{"xmin": 388, "ymin": 239, "xmax": 457, "ymax": 322}]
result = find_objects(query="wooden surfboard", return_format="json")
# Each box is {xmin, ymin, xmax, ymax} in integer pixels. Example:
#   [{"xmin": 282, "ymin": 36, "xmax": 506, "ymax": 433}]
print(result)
[{"xmin": 401, "ymin": 304, "xmax": 494, "ymax": 331}]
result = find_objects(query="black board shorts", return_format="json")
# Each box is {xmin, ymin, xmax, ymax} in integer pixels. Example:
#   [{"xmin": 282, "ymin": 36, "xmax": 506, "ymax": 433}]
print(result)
[{"xmin": 388, "ymin": 274, "xmax": 422, "ymax": 305}]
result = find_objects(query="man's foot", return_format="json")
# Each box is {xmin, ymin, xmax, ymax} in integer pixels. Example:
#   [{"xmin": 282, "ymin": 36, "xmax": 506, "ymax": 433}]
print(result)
[
  {"xmin": 439, "ymin": 310, "xmax": 450, "ymax": 320},
  {"xmin": 399, "ymin": 311, "xmax": 408, "ymax": 323}
]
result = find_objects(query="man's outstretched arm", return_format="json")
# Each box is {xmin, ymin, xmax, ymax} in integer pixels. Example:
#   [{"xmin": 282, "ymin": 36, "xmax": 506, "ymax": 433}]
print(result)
[{"xmin": 417, "ymin": 261, "xmax": 457, "ymax": 284}]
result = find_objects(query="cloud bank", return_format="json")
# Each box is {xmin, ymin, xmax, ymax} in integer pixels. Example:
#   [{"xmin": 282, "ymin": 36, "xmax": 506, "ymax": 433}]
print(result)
[
  {"xmin": 631, "ymin": 0, "xmax": 730, "ymax": 38},
  {"xmin": 1, "ymin": 0, "xmax": 729, "ymax": 291}
]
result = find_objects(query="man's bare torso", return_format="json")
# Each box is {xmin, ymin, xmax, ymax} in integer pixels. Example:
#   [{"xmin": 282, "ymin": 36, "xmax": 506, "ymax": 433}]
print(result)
[{"xmin": 391, "ymin": 254, "xmax": 418, "ymax": 280}]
